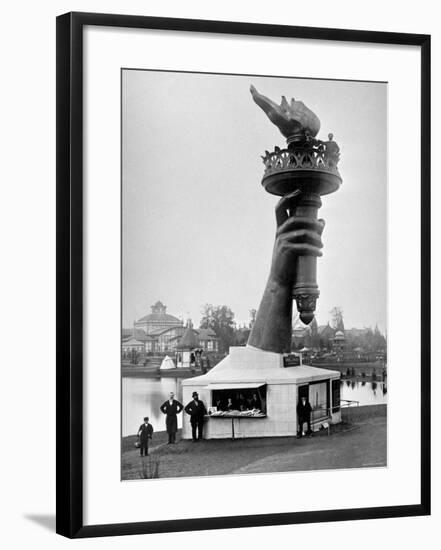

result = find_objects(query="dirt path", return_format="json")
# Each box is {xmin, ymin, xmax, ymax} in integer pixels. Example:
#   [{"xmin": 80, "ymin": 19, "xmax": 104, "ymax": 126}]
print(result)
[{"xmin": 232, "ymin": 417, "xmax": 386, "ymax": 474}]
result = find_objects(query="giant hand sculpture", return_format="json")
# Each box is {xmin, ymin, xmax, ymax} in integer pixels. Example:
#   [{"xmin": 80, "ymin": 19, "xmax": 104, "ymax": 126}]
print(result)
[
  {"xmin": 247, "ymin": 191, "xmax": 325, "ymax": 353},
  {"xmin": 248, "ymin": 85, "xmax": 342, "ymax": 353}
]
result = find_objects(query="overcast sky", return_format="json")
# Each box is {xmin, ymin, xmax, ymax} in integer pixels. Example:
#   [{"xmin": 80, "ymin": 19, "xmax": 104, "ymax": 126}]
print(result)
[{"xmin": 122, "ymin": 69, "xmax": 387, "ymax": 332}]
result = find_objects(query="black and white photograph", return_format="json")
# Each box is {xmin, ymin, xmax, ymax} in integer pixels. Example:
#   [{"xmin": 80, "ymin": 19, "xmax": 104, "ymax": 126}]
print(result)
[
  {"xmin": 0, "ymin": 1, "xmax": 435, "ymax": 546},
  {"xmin": 121, "ymin": 70, "xmax": 387, "ymax": 481}
]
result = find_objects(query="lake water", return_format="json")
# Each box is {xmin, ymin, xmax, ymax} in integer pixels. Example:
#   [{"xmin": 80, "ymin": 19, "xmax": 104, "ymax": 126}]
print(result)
[
  {"xmin": 122, "ymin": 376, "xmax": 387, "ymax": 436},
  {"xmin": 341, "ymin": 379, "xmax": 387, "ymax": 407},
  {"xmin": 122, "ymin": 377, "xmax": 185, "ymax": 437}
]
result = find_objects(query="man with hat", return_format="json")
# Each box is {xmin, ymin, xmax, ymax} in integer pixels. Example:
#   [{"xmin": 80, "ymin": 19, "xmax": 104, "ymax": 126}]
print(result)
[
  {"xmin": 137, "ymin": 416, "xmax": 154, "ymax": 457},
  {"xmin": 184, "ymin": 391, "xmax": 207, "ymax": 441},
  {"xmin": 296, "ymin": 395, "xmax": 313, "ymax": 438},
  {"xmin": 160, "ymin": 391, "xmax": 184, "ymax": 444}
]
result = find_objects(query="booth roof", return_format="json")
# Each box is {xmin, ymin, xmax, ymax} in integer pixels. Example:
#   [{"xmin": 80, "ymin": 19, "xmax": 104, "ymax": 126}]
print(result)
[
  {"xmin": 182, "ymin": 346, "xmax": 340, "ymax": 386},
  {"xmin": 205, "ymin": 382, "xmax": 266, "ymax": 390}
]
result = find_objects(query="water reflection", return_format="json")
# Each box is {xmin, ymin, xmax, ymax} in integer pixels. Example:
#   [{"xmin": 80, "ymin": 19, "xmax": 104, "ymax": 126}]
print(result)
[
  {"xmin": 340, "ymin": 380, "xmax": 387, "ymax": 406},
  {"xmin": 122, "ymin": 377, "xmax": 184, "ymax": 436}
]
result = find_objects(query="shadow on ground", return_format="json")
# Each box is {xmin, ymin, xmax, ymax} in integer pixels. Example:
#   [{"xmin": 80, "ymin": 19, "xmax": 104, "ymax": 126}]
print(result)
[{"xmin": 24, "ymin": 514, "xmax": 55, "ymax": 532}]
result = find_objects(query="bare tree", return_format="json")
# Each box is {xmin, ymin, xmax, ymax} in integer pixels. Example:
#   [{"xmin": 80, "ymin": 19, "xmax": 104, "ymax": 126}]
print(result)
[{"xmin": 330, "ymin": 306, "xmax": 345, "ymax": 331}]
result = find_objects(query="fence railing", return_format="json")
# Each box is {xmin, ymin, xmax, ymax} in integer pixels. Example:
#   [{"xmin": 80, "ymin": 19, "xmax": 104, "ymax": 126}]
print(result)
[
  {"xmin": 303, "ymin": 406, "xmax": 333, "ymax": 436},
  {"xmin": 340, "ymin": 399, "xmax": 360, "ymax": 408}
]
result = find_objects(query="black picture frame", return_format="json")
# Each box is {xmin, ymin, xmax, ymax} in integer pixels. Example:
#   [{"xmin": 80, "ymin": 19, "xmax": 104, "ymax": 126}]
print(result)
[{"xmin": 56, "ymin": 11, "xmax": 431, "ymax": 539}]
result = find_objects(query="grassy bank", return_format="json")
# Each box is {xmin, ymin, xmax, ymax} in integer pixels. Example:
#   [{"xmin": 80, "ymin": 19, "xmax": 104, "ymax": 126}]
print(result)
[
  {"xmin": 342, "ymin": 403, "xmax": 387, "ymax": 422},
  {"xmin": 122, "ymin": 404, "xmax": 387, "ymax": 480}
]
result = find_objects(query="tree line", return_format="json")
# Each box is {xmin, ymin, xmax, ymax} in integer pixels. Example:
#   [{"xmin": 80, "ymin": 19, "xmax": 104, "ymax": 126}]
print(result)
[{"xmin": 200, "ymin": 303, "xmax": 386, "ymax": 354}]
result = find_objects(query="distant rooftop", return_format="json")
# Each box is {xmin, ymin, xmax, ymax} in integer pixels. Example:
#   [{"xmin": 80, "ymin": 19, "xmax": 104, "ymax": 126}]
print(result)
[
  {"xmin": 176, "ymin": 325, "xmax": 200, "ymax": 350},
  {"xmin": 135, "ymin": 300, "xmax": 182, "ymax": 326},
  {"xmin": 122, "ymin": 329, "xmax": 155, "ymax": 342}
]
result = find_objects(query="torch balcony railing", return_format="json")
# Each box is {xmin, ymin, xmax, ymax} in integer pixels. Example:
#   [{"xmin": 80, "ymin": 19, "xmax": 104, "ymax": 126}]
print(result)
[{"xmin": 262, "ymin": 140, "xmax": 341, "ymax": 178}]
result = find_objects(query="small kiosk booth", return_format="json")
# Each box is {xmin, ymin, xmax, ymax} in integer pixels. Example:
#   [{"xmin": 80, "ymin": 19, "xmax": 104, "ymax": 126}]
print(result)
[
  {"xmin": 182, "ymin": 346, "xmax": 341, "ymax": 439},
  {"xmin": 175, "ymin": 325, "xmax": 198, "ymax": 369}
]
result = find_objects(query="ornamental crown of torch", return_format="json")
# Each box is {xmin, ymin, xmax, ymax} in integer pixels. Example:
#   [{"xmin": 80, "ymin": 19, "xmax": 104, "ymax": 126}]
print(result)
[{"xmin": 250, "ymin": 85, "xmax": 341, "ymax": 197}]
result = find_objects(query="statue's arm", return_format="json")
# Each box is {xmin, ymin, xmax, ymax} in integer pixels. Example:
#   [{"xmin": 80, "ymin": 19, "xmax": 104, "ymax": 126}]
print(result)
[
  {"xmin": 247, "ymin": 278, "xmax": 294, "ymax": 353},
  {"xmin": 247, "ymin": 191, "xmax": 325, "ymax": 354}
]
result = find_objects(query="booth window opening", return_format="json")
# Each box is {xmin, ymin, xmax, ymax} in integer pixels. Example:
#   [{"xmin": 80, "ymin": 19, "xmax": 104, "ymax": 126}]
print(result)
[{"xmin": 211, "ymin": 387, "xmax": 267, "ymax": 414}]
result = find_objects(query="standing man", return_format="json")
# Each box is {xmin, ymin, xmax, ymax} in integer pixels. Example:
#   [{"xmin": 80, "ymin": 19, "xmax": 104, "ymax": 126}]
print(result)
[
  {"xmin": 297, "ymin": 395, "xmax": 312, "ymax": 438},
  {"xmin": 160, "ymin": 391, "xmax": 183, "ymax": 444},
  {"xmin": 137, "ymin": 416, "xmax": 154, "ymax": 457},
  {"xmin": 185, "ymin": 391, "xmax": 207, "ymax": 441}
]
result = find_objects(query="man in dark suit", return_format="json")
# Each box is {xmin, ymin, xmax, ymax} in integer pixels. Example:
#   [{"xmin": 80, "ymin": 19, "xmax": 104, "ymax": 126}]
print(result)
[
  {"xmin": 185, "ymin": 391, "xmax": 207, "ymax": 441},
  {"xmin": 160, "ymin": 391, "xmax": 184, "ymax": 444},
  {"xmin": 297, "ymin": 395, "xmax": 312, "ymax": 438},
  {"xmin": 137, "ymin": 417, "xmax": 154, "ymax": 457}
]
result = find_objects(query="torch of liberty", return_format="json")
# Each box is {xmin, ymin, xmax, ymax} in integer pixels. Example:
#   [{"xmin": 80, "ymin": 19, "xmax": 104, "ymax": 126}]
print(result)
[{"xmin": 249, "ymin": 85, "xmax": 342, "ymax": 339}]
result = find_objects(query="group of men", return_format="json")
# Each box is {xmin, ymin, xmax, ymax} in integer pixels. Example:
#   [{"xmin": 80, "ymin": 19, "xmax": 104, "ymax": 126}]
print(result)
[
  {"xmin": 137, "ymin": 391, "xmax": 207, "ymax": 456},
  {"xmin": 160, "ymin": 391, "xmax": 207, "ymax": 443},
  {"xmin": 137, "ymin": 392, "xmax": 314, "ymax": 456}
]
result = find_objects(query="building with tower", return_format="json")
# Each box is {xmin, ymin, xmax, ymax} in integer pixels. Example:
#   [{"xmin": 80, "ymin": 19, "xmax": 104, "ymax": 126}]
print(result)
[
  {"xmin": 122, "ymin": 301, "xmax": 219, "ymax": 357},
  {"xmin": 134, "ymin": 300, "xmax": 183, "ymax": 334}
]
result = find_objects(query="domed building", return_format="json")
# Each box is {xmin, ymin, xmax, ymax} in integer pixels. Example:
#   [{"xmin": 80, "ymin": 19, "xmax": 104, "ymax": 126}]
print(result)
[
  {"xmin": 134, "ymin": 301, "xmax": 183, "ymax": 334},
  {"xmin": 123, "ymin": 301, "xmax": 219, "ymax": 355}
]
